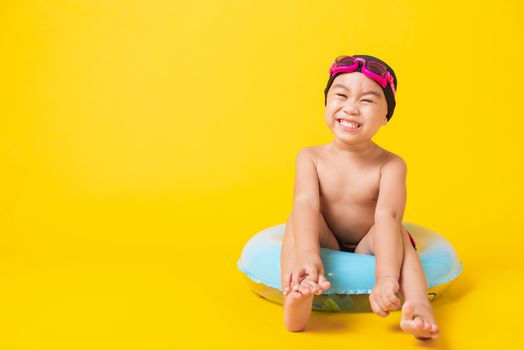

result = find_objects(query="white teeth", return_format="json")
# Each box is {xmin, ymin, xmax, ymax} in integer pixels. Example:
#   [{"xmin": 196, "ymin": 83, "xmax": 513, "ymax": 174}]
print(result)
[{"xmin": 338, "ymin": 119, "xmax": 359, "ymax": 128}]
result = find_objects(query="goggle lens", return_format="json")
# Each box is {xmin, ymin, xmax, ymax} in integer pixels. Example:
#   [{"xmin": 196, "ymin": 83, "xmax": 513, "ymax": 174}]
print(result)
[
  {"xmin": 334, "ymin": 56, "xmax": 356, "ymax": 66},
  {"xmin": 334, "ymin": 56, "xmax": 388, "ymax": 78},
  {"xmin": 366, "ymin": 61, "xmax": 387, "ymax": 77}
]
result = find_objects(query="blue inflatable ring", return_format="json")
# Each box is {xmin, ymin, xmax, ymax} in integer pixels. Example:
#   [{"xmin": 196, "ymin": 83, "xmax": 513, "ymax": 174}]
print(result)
[{"xmin": 238, "ymin": 222, "xmax": 462, "ymax": 312}]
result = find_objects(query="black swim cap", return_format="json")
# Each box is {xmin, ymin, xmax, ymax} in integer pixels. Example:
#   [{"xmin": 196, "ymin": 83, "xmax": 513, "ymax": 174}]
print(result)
[{"xmin": 324, "ymin": 54, "xmax": 398, "ymax": 122}]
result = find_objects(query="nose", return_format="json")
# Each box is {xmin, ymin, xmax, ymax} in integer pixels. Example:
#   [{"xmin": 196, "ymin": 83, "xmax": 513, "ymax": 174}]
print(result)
[{"xmin": 342, "ymin": 100, "xmax": 359, "ymax": 115}]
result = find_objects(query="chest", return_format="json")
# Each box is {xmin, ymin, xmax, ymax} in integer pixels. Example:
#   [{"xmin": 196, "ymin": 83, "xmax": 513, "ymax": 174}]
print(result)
[{"xmin": 316, "ymin": 158, "xmax": 381, "ymax": 205}]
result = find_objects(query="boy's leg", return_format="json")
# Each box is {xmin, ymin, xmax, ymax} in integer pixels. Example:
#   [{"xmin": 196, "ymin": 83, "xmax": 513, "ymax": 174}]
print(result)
[
  {"xmin": 280, "ymin": 211, "xmax": 339, "ymax": 332},
  {"xmin": 398, "ymin": 225, "xmax": 440, "ymax": 339},
  {"xmin": 281, "ymin": 213, "xmax": 313, "ymax": 331},
  {"xmin": 354, "ymin": 224, "xmax": 439, "ymax": 339},
  {"xmin": 353, "ymin": 224, "xmax": 402, "ymax": 315},
  {"xmin": 398, "ymin": 226, "xmax": 427, "ymax": 301}
]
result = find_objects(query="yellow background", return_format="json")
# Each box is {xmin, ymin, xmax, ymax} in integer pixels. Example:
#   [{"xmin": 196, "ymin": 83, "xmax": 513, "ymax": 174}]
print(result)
[{"xmin": 1, "ymin": 0, "xmax": 523, "ymax": 348}]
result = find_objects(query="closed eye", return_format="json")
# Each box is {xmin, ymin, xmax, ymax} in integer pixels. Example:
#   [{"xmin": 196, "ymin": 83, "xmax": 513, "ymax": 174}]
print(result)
[{"xmin": 336, "ymin": 94, "xmax": 374, "ymax": 103}]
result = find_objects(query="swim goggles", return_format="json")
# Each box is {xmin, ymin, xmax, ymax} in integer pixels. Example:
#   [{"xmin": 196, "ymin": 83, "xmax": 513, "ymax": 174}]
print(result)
[{"xmin": 329, "ymin": 56, "xmax": 396, "ymax": 96}]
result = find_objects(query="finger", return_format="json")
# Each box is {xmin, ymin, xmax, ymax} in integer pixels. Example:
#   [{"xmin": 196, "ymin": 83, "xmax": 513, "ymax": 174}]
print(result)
[
  {"xmin": 309, "ymin": 279, "xmax": 321, "ymax": 293},
  {"xmin": 314, "ymin": 276, "xmax": 326, "ymax": 294},
  {"xmin": 291, "ymin": 269, "xmax": 304, "ymax": 291},
  {"xmin": 308, "ymin": 267, "xmax": 319, "ymax": 283},
  {"xmin": 298, "ymin": 273, "xmax": 308, "ymax": 284},
  {"xmin": 370, "ymin": 294, "xmax": 389, "ymax": 317},
  {"xmin": 369, "ymin": 295, "xmax": 380, "ymax": 314},
  {"xmin": 385, "ymin": 291, "xmax": 400, "ymax": 310},
  {"xmin": 378, "ymin": 293, "xmax": 392, "ymax": 316},
  {"xmin": 305, "ymin": 280, "xmax": 320, "ymax": 294},
  {"xmin": 375, "ymin": 292, "xmax": 389, "ymax": 315},
  {"xmin": 308, "ymin": 276, "xmax": 322, "ymax": 293},
  {"xmin": 369, "ymin": 295, "xmax": 388, "ymax": 317},
  {"xmin": 388, "ymin": 293, "xmax": 401, "ymax": 306},
  {"xmin": 298, "ymin": 279, "xmax": 317, "ymax": 295},
  {"xmin": 389, "ymin": 287, "xmax": 401, "ymax": 306},
  {"xmin": 318, "ymin": 274, "xmax": 331, "ymax": 290}
]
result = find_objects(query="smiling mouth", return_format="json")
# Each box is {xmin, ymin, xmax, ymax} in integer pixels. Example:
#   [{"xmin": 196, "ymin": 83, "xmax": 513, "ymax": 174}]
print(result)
[{"xmin": 336, "ymin": 118, "xmax": 361, "ymax": 130}]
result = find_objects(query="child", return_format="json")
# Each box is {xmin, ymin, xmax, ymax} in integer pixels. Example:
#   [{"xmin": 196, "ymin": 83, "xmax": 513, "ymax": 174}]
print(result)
[{"xmin": 280, "ymin": 55, "xmax": 439, "ymax": 340}]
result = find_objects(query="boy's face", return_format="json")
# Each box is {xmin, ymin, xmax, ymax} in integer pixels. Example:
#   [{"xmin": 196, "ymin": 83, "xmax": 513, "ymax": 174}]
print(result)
[{"xmin": 324, "ymin": 72, "xmax": 388, "ymax": 144}]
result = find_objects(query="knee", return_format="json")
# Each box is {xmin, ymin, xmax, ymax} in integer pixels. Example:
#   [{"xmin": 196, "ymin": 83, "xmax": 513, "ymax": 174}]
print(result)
[{"xmin": 354, "ymin": 242, "xmax": 371, "ymax": 255}]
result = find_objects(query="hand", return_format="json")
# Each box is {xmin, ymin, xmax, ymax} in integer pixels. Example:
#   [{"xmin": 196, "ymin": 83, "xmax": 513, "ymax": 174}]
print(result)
[
  {"xmin": 369, "ymin": 276, "xmax": 401, "ymax": 317},
  {"xmin": 283, "ymin": 255, "xmax": 331, "ymax": 297}
]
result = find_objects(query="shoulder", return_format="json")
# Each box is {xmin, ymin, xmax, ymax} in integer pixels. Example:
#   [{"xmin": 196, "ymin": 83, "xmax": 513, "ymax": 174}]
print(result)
[
  {"xmin": 379, "ymin": 151, "xmax": 407, "ymax": 176},
  {"xmin": 296, "ymin": 145, "xmax": 322, "ymax": 166}
]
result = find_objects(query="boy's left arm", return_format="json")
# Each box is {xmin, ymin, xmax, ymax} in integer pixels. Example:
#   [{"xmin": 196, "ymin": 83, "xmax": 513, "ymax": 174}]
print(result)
[{"xmin": 373, "ymin": 156, "xmax": 408, "ymax": 281}]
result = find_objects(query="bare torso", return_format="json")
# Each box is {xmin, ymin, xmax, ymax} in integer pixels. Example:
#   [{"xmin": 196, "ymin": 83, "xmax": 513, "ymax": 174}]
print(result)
[{"xmin": 309, "ymin": 142, "xmax": 397, "ymax": 246}]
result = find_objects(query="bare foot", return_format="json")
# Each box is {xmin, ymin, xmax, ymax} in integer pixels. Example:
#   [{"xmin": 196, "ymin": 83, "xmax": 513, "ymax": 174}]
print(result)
[
  {"xmin": 400, "ymin": 300, "xmax": 440, "ymax": 340},
  {"xmin": 369, "ymin": 276, "xmax": 401, "ymax": 317},
  {"xmin": 283, "ymin": 283, "xmax": 315, "ymax": 332},
  {"xmin": 283, "ymin": 275, "xmax": 332, "ymax": 332}
]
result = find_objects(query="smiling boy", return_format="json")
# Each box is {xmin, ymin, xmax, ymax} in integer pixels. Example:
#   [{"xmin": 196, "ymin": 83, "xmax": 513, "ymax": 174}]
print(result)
[{"xmin": 279, "ymin": 55, "xmax": 439, "ymax": 340}]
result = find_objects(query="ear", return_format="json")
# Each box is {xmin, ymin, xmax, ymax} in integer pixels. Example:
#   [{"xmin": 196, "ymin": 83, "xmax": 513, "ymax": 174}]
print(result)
[{"xmin": 382, "ymin": 116, "xmax": 388, "ymax": 125}]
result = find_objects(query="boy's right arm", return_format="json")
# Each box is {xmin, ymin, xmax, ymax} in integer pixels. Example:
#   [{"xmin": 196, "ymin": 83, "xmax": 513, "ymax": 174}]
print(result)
[
  {"xmin": 284, "ymin": 148, "xmax": 330, "ymax": 295},
  {"xmin": 292, "ymin": 148, "xmax": 321, "ymax": 257}
]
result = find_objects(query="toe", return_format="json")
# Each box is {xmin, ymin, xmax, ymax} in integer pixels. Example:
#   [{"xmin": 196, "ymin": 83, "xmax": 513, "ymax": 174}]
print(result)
[
  {"xmin": 290, "ymin": 290, "xmax": 304, "ymax": 301},
  {"xmin": 414, "ymin": 318, "xmax": 424, "ymax": 329},
  {"xmin": 400, "ymin": 319, "xmax": 418, "ymax": 334},
  {"xmin": 401, "ymin": 302, "xmax": 415, "ymax": 320},
  {"xmin": 400, "ymin": 303, "xmax": 439, "ymax": 340}
]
